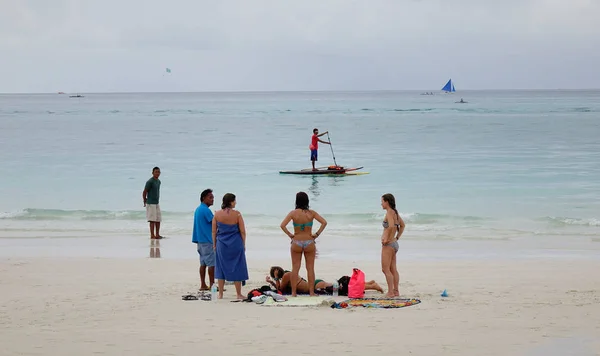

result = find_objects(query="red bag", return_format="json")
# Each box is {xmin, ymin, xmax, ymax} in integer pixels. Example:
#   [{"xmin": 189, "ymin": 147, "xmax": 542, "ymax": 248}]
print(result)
[{"xmin": 348, "ymin": 268, "xmax": 365, "ymax": 299}]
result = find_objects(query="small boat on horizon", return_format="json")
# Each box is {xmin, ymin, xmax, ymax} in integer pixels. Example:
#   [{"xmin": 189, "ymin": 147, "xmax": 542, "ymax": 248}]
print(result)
[{"xmin": 69, "ymin": 94, "xmax": 84, "ymax": 98}]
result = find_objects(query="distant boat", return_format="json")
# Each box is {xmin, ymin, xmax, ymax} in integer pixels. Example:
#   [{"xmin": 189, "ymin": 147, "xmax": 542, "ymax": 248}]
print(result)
[
  {"xmin": 69, "ymin": 94, "xmax": 84, "ymax": 98},
  {"xmin": 441, "ymin": 79, "xmax": 456, "ymax": 93}
]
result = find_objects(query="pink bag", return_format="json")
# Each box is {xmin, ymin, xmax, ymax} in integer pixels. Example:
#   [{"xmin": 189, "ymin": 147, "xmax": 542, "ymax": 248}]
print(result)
[{"xmin": 348, "ymin": 268, "xmax": 366, "ymax": 299}]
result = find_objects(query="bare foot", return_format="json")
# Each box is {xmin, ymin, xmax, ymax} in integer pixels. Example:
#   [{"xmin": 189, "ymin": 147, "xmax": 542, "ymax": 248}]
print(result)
[
  {"xmin": 199, "ymin": 286, "xmax": 210, "ymax": 291},
  {"xmin": 291, "ymin": 294, "xmax": 297, "ymax": 297},
  {"xmin": 394, "ymin": 290, "xmax": 400, "ymax": 297},
  {"xmin": 218, "ymin": 293, "xmax": 224, "ymax": 299},
  {"xmin": 385, "ymin": 293, "xmax": 395, "ymax": 298},
  {"xmin": 236, "ymin": 295, "xmax": 245, "ymax": 300},
  {"xmin": 309, "ymin": 293, "xmax": 317, "ymax": 297}
]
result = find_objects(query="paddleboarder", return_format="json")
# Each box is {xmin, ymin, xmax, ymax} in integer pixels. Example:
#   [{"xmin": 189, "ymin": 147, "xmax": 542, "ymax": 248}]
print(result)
[{"xmin": 310, "ymin": 128, "xmax": 331, "ymax": 171}]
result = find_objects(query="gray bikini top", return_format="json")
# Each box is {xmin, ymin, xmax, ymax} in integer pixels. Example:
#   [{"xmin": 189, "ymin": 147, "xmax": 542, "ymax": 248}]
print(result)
[{"xmin": 382, "ymin": 220, "xmax": 401, "ymax": 229}]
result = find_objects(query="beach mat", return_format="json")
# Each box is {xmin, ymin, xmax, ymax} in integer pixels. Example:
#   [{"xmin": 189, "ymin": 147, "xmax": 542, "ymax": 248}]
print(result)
[
  {"xmin": 332, "ymin": 298, "xmax": 421, "ymax": 309},
  {"xmin": 261, "ymin": 296, "xmax": 334, "ymax": 307}
]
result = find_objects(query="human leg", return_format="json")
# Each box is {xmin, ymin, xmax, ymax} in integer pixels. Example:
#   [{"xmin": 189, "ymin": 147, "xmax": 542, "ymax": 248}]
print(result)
[
  {"xmin": 234, "ymin": 281, "xmax": 244, "ymax": 299},
  {"xmin": 392, "ymin": 252, "xmax": 400, "ymax": 296},
  {"xmin": 146, "ymin": 205, "xmax": 156, "ymax": 239},
  {"xmin": 155, "ymin": 205, "xmax": 162, "ymax": 238},
  {"xmin": 381, "ymin": 246, "xmax": 395, "ymax": 297},
  {"xmin": 155, "ymin": 222, "xmax": 161, "ymax": 238},
  {"xmin": 208, "ymin": 266, "xmax": 215, "ymax": 288},
  {"xmin": 199, "ymin": 265, "xmax": 208, "ymax": 290},
  {"xmin": 303, "ymin": 243, "xmax": 317, "ymax": 296},
  {"xmin": 217, "ymin": 279, "xmax": 225, "ymax": 299},
  {"xmin": 290, "ymin": 243, "xmax": 303, "ymax": 297},
  {"xmin": 365, "ymin": 280, "xmax": 384, "ymax": 293},
  {"xmin": 315, "ymin": 280, "xmax": 331, "ymax": 290},
  {"xmin": 198, "ymin": 243, "xmax": 215, "ymax": 290},
  {"xmin": 148, "ymin": 222, "xmax": 155, "ymax": 239}
]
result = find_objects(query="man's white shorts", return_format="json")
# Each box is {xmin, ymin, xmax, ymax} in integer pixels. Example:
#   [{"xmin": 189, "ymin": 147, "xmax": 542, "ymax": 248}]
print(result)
[{"xmin": 146, "ymin": 204, "xmax": 162, "ymax": 222}]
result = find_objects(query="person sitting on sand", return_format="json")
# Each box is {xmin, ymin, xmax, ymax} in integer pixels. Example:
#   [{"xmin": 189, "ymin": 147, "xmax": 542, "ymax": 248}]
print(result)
[{"xmin": 266, "ymin": 266, "xmax": 383, "ymax": 295}]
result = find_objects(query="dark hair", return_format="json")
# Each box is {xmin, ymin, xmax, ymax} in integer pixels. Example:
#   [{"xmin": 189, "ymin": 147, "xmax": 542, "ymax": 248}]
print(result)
[
  {"xmin": 313, "ymin": 128, "xmax": 318, "ymax": 133},
  {"xmin": 337, "ymin": 275, "xmax": 350, "ymax": 296},
  {"xmin": 382, "ymin": 193, "xmax": 399, "ymax": 219},
  {"xmin": 270, "ymin": 266, "xmax": 285, "ymax": 279},
  {"xmin": 200, "ymin": 189, "xmax": 213, "ymax": 202},
  {"xmin": 295, "ymin": 192, "xmax": 309, "ymax": 210},
  {"xmin": 221, "ymin": 193, "xmax": 236, "ymax": 209},
  {"xmin": 152, "ymin": 166, "xmax": 160, "ymax": 173}
]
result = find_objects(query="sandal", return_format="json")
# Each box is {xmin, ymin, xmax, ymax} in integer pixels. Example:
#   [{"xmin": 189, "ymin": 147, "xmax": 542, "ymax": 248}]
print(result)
[
  {"xmin": 200, "ymin": 294, "xmax": 212, "ymax": 301},
  {"xmin": 182, "ymin": 294, "xmax": 198, "ymax": 301}
]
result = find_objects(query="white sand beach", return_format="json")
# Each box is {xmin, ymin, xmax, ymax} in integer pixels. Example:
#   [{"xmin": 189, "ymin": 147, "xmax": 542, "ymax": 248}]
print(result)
[{"xmin": 1, "ymin": 256, "xmax": 599, "ymax": 356}]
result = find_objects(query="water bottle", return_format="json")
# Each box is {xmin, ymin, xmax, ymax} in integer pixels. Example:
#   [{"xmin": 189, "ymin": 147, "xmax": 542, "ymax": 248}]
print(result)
[
  {"xmin": 332, "ymin": 280, "xmax": 339, "ymax": 297},
  {"xmin": 210, "ymin": 283, "xmax": 218, "ymax": 301}
]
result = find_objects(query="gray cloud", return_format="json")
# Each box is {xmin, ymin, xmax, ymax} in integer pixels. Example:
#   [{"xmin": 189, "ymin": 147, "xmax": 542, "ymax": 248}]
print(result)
[{"xmin": 0, "ymin": 0, "xmax": 599, "ymax": 92}]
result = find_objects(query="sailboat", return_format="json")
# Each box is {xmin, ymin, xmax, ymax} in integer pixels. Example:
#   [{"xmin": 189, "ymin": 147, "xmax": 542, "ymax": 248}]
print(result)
[{"xmin": 441, "ymin": 79, "xmax": 456, "ymax": 93}]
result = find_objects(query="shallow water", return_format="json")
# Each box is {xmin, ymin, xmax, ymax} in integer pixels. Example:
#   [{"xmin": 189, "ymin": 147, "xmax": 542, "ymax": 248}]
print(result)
[{"xmin": 1, "ymin": 90, "xmax": 599, "ymax": 259}]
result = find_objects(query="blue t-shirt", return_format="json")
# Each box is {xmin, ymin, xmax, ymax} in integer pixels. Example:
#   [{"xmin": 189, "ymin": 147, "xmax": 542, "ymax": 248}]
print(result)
[{"xmin": 192, "ymin": 203, "xmax": 214, "ymax": 244}]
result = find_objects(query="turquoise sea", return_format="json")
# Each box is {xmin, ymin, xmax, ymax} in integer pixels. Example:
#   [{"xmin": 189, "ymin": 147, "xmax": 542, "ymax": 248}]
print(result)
[{"xmin": 1, "ymin": 90, "xmax": 599, "ymax": 260}]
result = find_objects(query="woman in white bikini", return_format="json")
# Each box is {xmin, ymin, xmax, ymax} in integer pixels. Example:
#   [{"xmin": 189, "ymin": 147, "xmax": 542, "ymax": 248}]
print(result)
[
  {"xmin": 280, "ymin": 192, "xmax": 327, "ymax": 297},
  {"xmin": 380, "ymin": 193, "xmax": 405, "ymax": 297}
]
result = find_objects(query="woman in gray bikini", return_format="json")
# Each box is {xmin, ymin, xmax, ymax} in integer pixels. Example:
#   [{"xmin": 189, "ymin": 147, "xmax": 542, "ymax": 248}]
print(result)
[
  {"xmin": 381, "ymin": 193, "xmax": 405, "ymax": 297},
  {"xmin": 280, "ymin": 192, "xmax": 327, "ymax": 297}
]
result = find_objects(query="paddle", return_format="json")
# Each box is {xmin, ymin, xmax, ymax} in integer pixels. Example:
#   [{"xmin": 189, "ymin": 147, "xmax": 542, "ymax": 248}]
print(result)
[{"xmin": 326, "ymin": 132, "xmax": 338, "ymax": 167}]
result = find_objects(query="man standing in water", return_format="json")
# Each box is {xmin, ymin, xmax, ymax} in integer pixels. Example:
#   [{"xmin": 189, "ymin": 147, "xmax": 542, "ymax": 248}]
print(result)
[
  {"xmin": 310, "ymin": 128, "xmax": 331, "ymax": 171},
  {"xmin": 142, "ymin": 167, "xmax": 162, "ymax": 239},
  {"xmin": 192, "ymin": 189, "xmax": 215, "ymax": 291}
]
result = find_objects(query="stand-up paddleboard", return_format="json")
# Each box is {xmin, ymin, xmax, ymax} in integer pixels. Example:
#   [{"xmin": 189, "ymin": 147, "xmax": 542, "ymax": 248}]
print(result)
[
  {"xmin": 279, "ymin": 166, "xmax": 367, "ymax": 175},
  {"xmin": 282, "ymin": 133, "xmax": 369, "ymax": 176},
  {"xmin": 344, "ymin": 171, "xmax": 369, "ymax": 176}
]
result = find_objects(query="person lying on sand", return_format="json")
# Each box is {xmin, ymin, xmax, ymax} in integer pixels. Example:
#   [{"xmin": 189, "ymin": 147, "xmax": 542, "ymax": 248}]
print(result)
[
  {"xmin": 266, "ymin": 266, "xmax": 383, "ymax": 295},
  {"xmin": 336, "ymin": 275, "xmax": 384, "ymax": 296}
]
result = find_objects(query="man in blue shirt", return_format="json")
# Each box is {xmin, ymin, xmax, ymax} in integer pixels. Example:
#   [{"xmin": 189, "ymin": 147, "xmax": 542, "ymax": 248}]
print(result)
[{"xmin": 192, "ymin": 189, "xmax": 215, "ymax": 291}]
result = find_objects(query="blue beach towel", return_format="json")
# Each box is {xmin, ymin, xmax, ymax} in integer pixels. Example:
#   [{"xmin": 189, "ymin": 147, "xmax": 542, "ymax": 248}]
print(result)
[{"xmin": 214, "ymin": 222, "xmax": 248, "ymax": 282}]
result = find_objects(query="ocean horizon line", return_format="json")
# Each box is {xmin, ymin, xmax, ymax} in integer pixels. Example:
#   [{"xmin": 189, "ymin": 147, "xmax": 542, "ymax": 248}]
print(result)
[{"xmin": 2, "ymin": 88, "xmax": 600, "ymax": 95}]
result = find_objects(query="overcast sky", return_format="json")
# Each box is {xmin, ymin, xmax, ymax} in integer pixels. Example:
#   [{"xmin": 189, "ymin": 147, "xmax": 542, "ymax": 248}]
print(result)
[{"xmin": 1, "ymin": 0, "xmax": 599, "ymax": 93}]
